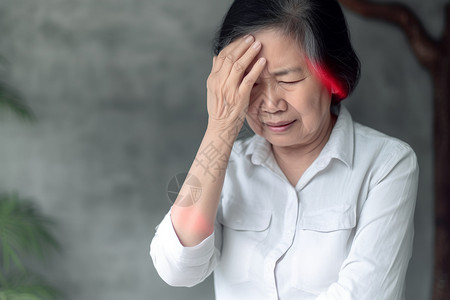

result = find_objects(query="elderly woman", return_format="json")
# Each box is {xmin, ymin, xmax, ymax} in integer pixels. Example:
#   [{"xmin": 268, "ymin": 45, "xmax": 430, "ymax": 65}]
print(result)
[{"xmin": 150, "ymin": 0, "xmax": 419, "ymax": 299}]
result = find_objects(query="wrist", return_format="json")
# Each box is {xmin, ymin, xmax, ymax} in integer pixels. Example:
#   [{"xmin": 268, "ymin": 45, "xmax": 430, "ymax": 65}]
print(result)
[
  {"xmin": 207, "ymin": 115, "xmax": 245, "ymax": 131},
  {"xmin": 206, "ymin": 119, "xmax": 241, "ymax": 145}
]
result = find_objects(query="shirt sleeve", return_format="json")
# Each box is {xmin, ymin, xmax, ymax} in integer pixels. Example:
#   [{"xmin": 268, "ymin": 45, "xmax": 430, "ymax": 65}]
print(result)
[
  {"xmin": 149, "ymin": 207, "xmax": 221, "ymax": 287},
  {"xmin": 315, "ymin": 144, "xmax": 419, "ymax": 300}
]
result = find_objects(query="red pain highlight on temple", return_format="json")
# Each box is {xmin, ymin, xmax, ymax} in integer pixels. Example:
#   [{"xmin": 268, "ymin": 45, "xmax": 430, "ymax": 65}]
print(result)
[{"xmin": 307, "ymin": 59, "xmax": 347, "ymax": 103}]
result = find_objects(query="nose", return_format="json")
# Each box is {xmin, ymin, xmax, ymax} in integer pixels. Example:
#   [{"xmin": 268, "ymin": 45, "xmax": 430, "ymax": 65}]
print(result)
[{"xmin": 260, "ymin": 84, "xmax": 287, "ymax": 114}]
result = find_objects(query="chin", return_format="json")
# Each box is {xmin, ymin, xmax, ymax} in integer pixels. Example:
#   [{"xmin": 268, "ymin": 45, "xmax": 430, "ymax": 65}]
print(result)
[{"xmin": 261, "ymin": 134, "xmax": 297, "ymax": 148}]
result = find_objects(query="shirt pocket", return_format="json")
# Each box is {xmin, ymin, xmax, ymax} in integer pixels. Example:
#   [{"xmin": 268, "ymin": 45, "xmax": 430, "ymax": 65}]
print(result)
[
  {"xmin": 218, "ymin": 199, "xmax": 272, "ymax": 231},
  {"xmin": 289, "ymin": 205, "xmax": 356, "ymax": 294},
  {"xmin": 216, "ymin": 198, "xmax": 272, "ymax": 284},
  {"xmin": 299, "ymin": 204, "xmax": 356, "ymax": 232}
]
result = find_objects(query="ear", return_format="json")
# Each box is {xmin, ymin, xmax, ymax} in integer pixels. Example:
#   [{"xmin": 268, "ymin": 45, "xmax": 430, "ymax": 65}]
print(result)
[{"xmin": 330, "ymin": 81, "xmax": 339, "ymax": 94}]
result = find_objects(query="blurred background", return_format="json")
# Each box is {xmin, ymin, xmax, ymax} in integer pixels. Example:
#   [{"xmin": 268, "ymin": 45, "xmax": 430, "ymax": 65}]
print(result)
[{"xmin": 0, "ymin": 0, "xmax": 442, "ymax": 299}]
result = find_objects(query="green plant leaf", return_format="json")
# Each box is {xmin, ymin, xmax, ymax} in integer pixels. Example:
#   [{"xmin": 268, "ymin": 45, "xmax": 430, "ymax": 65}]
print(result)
[
  {"xmin": 0, "ymin": 194, "xmax": 60, "ymax": 274},
  {"xmin": 0, "ymin": 270, "xmax": 61, "ymax": 300},
  {"xmin": 0, "ymin": 81, "xmax": 34, "ymax": 121},
  {"xmin": 0, "ymin": 285, "xmax": 60, "ymax": 300}
]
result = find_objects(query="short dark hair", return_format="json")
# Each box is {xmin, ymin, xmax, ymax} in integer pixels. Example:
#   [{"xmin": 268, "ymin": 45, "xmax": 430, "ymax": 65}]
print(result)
[{"xmin": 213, "ymin": 0, "xmax": 360, "ymax": 102}]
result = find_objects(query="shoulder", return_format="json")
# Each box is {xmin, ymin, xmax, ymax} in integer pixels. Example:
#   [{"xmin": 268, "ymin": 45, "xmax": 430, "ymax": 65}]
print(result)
[
  {"xmin": 351, "ymin": 120, "xmax": 418, "ymax": 186},
  {"xmin": 353, "ymin": 121, "xmax": 416, "ymax": 160},
  {"xmin": 330, "ymin": 105, "xmax": 417, "ymax": 172}
]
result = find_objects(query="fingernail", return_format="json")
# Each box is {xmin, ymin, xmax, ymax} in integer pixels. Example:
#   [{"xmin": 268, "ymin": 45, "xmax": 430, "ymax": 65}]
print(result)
[
  {"xmin": 252, "ymin": 41, "xmax": 261, "ymax": 49},
  {"xmin": 258, "ymin": 57, "xmax": 266, "ymax": 64},
  {"xmin": 245, "ymin": 35, "xmax": 254, "ymax": 44}
]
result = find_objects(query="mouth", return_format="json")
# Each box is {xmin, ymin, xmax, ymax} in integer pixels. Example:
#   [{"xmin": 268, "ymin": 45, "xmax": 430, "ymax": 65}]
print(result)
[{"xmin": 263, "ymin": 120, "xmax": 296, "ymax": 132}]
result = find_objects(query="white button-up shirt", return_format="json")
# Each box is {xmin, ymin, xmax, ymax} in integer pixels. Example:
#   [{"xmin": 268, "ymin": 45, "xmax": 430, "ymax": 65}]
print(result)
[{"xmin": 150, "ymin": 106, "xmax": 419, "ymax": 300}]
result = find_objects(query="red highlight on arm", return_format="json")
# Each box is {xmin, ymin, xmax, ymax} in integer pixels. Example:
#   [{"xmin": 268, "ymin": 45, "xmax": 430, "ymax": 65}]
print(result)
[{"xmin": 171, "ymin": 205, "xmax": 215, "ymax": 247}]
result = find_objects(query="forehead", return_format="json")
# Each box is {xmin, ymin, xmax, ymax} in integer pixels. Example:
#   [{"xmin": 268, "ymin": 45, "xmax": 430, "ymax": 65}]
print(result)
[{"xmin": 253, "ymin": 29, "xmax": 308, "ymax": 75}]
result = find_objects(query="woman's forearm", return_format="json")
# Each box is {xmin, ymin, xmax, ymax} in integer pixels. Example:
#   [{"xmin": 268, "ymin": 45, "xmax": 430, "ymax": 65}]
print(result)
[
  {"xmin": 171, "ymin": 34, "xmax": 265, "ymax": 247},
  {"xmin": 170, "ymin": 123, "xmax": 237, "ymax": 247}
]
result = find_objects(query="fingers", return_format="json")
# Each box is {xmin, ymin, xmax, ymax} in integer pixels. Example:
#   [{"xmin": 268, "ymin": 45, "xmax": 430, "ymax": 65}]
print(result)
[
  {"xmin": 227, "ymin": 40, "xmax": 262, "ymax": 89},
  {"xmin": 206, "ymin": 34, "xmax": 266, "ymax": 123},
  {"xmin": 211, "ymin": 35, "xmax": 255, "ymax": 75},
  {"xmin": 239, "ymin": 57, "xmax": 266, "ymax": 98}
]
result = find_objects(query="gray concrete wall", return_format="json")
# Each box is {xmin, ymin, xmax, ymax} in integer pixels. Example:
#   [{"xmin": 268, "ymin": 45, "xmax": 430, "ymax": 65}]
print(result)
[{"xmin": 0, "ymin": 0, "xmax": 440, "ymax": 299}]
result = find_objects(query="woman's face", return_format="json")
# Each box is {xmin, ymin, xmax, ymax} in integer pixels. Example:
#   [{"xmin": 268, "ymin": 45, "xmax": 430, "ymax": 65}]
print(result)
[{"xmin": 245, "ymin": 29, "xmax": 334, "ymax": 150}]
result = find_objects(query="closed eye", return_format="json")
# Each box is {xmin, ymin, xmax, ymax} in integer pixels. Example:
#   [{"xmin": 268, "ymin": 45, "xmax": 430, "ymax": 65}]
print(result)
[{"xmin": 279, "ymin": 79, "xmax": 304, "ymax": 85}]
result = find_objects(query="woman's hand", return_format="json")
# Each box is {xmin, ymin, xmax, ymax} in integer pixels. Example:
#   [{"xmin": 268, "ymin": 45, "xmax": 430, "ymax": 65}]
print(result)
[{"xmin": 206, "ymin": 35, "xmax": 266, "ymax": 132}]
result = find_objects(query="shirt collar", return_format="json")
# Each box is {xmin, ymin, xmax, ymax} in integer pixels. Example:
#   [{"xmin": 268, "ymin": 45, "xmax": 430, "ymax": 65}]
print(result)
[
  {"xmin": 319, "ymin": 104, "xmax": 354, "ymax": 168},
  {"xmin": 244, "ymin": 134, "xmax": 272, "ymax": 165},
  {"xmin": 244, "ymin": 104, "xmax": 354, "ymax": 169}
]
